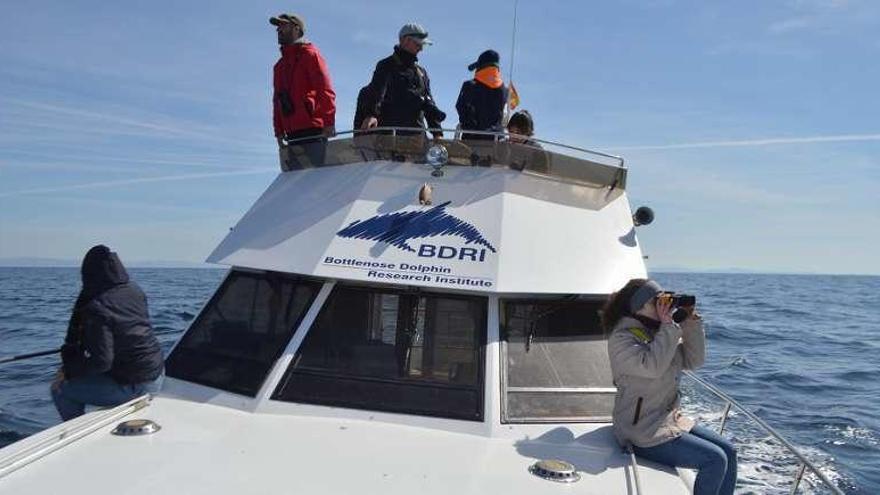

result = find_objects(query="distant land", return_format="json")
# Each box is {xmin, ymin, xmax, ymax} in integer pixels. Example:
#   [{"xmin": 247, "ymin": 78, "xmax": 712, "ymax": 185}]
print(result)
[
  {"xmin": 0, "ymin": 258, "xmax": 220, "ymax": 269},
  {"xmin": 0, "ymin": 258, "xmax": 874, "ymax": 276},
  {"xmin": 650, "ymin": 266, "xmax": 876, "ymax": 276}
]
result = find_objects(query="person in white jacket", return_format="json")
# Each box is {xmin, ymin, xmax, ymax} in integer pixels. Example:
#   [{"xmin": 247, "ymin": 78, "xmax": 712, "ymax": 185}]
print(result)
[{"xmin": 604, "ymin": 279, "xmax": 737, "ymax": 495}]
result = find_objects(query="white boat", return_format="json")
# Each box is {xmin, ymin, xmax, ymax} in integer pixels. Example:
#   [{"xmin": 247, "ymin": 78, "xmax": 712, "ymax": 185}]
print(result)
[{"xmin": 0, "ymin": 129, "xmax": 841, "ymax": 494}]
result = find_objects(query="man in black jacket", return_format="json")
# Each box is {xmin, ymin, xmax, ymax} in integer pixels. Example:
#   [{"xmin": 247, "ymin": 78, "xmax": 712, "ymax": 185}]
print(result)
[
  {"xmin": 359, "ymin": 23, "xmax": 445, "ymax": 138},
  {"xmin": 51, "ymin": 245, "xmax": 164, "ymax": 420},
  {"xmin": 456, "ymin": 49, "xmax": 508, "ymax": 141}
]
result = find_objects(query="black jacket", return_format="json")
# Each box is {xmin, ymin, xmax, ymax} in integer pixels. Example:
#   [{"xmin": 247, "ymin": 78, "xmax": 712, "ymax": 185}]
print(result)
[
  {"xmin": 354, "ymin": 85, "xmax": 370, "ymax": 131},
  {"xmin": 362, "ymin": 46, "xmax": 445, "ymax": 130},
  {"xmin": 62, "ymin": 246, "xmax": 163, "ymax": 385},
  {"xmin": 455, "ymin": 79, "xmax": 508, "ymax": 137}
]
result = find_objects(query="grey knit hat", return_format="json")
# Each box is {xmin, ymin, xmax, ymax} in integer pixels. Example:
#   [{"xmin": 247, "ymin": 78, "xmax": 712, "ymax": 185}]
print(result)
[{"xmin": 629, "ymin": 280, "xmax": 664, "ymax": 314}]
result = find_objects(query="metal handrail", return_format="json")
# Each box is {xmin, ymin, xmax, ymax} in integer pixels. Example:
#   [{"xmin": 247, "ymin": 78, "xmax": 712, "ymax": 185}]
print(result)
[
  {"xmin": 628, "ymin": 449, "xmax": 644, "ymax": 495},
  {"xmin": 682, "ymin": 371, "xmax": 844, "ymax": 495},
  {"xmin": 0, "ymin": 394, "xmax": 151, "ymax": 479},
  {"xmin": 281, "ymin": 126, "xmax": 626, "ymax": 168}
]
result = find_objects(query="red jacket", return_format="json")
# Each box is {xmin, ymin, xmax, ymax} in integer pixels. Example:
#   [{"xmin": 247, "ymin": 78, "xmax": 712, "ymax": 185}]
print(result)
[{"xmin": 273, "ymin": 43, "xmax": 336, "ymax": 136}]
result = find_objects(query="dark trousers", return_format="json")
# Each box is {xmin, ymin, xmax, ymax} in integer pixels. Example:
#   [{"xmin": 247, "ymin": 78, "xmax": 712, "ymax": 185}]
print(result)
[
  {"xmin": 280, "ymin": 128, "xmax": 327, "ymax": 170},
  {"xmin": 52, "ymin": 373, "xmax": 164, "ymax": 421}
]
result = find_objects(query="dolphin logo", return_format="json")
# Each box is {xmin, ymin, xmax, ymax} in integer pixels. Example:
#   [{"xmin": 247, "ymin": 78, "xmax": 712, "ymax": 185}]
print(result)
[{"xmin": 336, "ymin": 201, "xmax": 497, "ymax": 253}]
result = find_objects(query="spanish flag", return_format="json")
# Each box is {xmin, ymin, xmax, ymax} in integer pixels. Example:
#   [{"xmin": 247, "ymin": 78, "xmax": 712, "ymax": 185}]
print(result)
[{"xmin": 508, "ymin": 82, "xmax": 520, "ymax": 110}]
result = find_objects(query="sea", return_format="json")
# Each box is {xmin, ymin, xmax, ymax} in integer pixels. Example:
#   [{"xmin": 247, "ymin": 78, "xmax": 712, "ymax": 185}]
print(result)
[{"xmin": 0, "ymin": 268, "xmax": 877, "ymax": 493}]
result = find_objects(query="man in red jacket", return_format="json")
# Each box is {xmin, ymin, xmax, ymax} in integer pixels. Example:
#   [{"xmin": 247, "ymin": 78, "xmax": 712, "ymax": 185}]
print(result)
[{"xmin": 270, "ymin": 13, "xmax": 336, "ymax": 169}]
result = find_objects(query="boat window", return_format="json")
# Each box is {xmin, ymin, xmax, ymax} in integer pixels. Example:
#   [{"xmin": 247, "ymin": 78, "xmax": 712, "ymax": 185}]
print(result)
[
  {"xmin": 272, "ymin": 285, "xmax": 486, "ymax": 421},
  {"xmin": 501, "ymin": 298, "xmax": 614, "ymax": 422},
  {"xmin": 165, "ymin": 270, "xmax": 320, "ymax": 397}
]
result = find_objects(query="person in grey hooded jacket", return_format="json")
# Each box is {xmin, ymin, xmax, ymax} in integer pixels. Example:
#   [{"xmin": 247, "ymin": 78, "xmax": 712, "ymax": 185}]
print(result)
[{"xmin": 605, "ymin": 279, "xmax": 736, "ymax": 495}]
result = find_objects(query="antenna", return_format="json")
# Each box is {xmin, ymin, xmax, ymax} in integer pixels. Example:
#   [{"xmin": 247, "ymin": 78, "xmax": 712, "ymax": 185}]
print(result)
[
  {"xmin": 508, "ymin": 0, "xmax": 519, "ymax": 85},
  {"xmin": 505, "ymin": 0, "xmax": 520, "ymax": 122}
]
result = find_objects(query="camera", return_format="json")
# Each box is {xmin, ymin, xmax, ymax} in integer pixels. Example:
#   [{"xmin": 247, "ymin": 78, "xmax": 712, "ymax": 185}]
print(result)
[
  {"xmin": 657, "ymin": 292, "xmax": 697, "ymax": 323},
  {"xmin": 658, "ymin": 293, "xmax": 696, "ymax": 307}
]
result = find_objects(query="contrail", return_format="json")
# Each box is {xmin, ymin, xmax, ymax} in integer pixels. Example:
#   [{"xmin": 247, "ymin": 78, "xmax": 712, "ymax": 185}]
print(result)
[
  {"xmin": 0, "ymin": 169, "xmax": 273, "ymax": 197},
  {"xmin": 608, "ymin": 133, "xmax": 880, "ymax": 151}
]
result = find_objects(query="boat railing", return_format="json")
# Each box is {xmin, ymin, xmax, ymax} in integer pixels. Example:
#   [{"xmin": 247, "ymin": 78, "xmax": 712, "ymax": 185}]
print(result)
[
  {"xmin": 278, "ymin": 127, "xmax": 627, "ymax": 190},
  {"xmin": 283, "ymin": 127, "xmax": 625, "ymax": 167},
  {"xmin": 682, "ymin": 371, "xmax": 843, "ymax": 495},
  {"xmin": 0, "ymin": 394, "xmax": 152, "ymax": 480}
]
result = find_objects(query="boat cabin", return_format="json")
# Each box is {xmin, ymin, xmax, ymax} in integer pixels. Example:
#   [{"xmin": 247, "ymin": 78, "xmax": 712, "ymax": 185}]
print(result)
[
  {"xmin": 2, "ymin": 131, "xmax": 703, "ymax": 495},
  {"xmin": 165, "ymin": 130, "xmax": 646, "ymax": 430}
]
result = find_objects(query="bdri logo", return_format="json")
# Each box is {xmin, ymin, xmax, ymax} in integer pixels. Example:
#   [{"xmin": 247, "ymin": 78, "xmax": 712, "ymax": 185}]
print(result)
[{"xmin": 336, "ymin": 201, "xmax": 496, "ymax": 261}]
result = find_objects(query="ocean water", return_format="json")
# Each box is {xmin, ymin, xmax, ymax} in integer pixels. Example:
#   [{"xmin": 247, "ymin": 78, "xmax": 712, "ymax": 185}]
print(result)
[{"xmin": 0, "ymin": 268, "xmax": 876, "ymax": 493}]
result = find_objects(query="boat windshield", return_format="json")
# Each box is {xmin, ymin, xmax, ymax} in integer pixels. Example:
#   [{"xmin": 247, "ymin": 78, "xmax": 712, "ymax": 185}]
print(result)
[
  {"xmin": 500, "ymin": 297, "xmax": 614, "ymax": 422},
  {"xmin": 165, "ymin": 270, "xmax": 321, "ymax": 396},
  {"xmin": 282, "ymin": 128, "xmax": 626, "ymax": 190},
  {"xmin": 272, "ymin": 284, "xmax": 487, "ymax": 421}
]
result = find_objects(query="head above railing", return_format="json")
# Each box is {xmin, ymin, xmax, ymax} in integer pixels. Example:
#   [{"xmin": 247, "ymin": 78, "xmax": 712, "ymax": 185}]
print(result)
[{"xmin": 278, "ymin": 127, "xmax": 627, "ymax": 190}]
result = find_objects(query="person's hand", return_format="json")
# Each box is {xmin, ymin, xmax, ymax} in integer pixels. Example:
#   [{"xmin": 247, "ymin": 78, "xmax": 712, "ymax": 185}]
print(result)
[
  {"xmin": 51, "ymin": 369, "xmax": 65, "ymax": 393},
  {"xmin": 362, "ymin": 117, "xmax": 378, "ymax": 130},
  {"xmin": 656, "ymin": 296, "xmax": 675, "ymax": 324},
  {"xmin": 322, "ymin": 125, "xmax": 336, "ymax": 138},
  {"xmin": 431, "ymin": 131, "xmax": 443, "ymax": 140}
]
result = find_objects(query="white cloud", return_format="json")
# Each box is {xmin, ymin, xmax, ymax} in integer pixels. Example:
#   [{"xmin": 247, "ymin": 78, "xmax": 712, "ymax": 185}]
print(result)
[
  {"xmin": 608, "ymin": 133, "xmax": 880, "ymax": 151},
  {"xmin": 0, "ymin": 169, "xmax": 273, "ymax": 198},
  {"xmin": 768, "ymin": 16, "xmax": 814, "ymax": 34}
]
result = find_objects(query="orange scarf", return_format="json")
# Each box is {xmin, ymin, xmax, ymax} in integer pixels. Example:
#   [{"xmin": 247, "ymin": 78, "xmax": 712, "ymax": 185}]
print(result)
[{"xmin": 474, "ymin": 66, "xmax": 503, "ymax": 89}]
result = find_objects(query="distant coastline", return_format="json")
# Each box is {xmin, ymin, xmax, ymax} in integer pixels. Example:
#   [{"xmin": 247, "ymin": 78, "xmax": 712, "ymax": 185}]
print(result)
[
  {"xmin": 0, "ymin": 259, "xmax": 876, "ymax": 276},
  {"xmin": 0, "ymin": 258, "xmax": 221, "ymax": 269}
]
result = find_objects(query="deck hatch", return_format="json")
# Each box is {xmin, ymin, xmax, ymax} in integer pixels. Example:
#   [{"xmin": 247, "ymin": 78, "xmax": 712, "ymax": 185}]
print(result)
[
  {"xmin": 111, "ymin": 419, "xmax": 161, "ymax": 436},
  {"xmin": 529, "ymin": 459, "xmax": 581, "ymax": 483}
]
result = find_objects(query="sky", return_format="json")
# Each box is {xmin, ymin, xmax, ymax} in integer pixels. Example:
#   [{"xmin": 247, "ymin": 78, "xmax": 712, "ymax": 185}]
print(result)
[{"xmin": 0, "ymin": 0, "xmax": 878, "ymax": 275}]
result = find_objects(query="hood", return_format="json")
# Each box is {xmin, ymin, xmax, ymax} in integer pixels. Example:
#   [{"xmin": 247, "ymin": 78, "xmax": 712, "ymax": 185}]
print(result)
[{"xmin": 79, "ymin": 245, "xmax": 129, "ymax": 304}]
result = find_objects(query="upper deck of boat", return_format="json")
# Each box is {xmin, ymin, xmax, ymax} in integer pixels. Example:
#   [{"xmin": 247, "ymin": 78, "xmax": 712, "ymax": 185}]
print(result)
[{"xmin": 207, "ymin": 128, "xmax": 647, "ymax": 295}]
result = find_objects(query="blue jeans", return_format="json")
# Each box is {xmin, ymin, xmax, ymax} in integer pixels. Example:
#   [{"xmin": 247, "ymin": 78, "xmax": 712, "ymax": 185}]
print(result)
[
  {"xmin": 51, "ymin": 373, "xmax": 163, "ymax": 421},
  {"xmin": 633, "ymin": 424, "xmax": 737, "ymax": 495}
]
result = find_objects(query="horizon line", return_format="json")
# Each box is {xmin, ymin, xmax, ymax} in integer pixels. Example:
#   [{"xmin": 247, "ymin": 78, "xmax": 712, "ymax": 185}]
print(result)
[{"xmin": 0, "ymin": 261, "xmax": 876, "ymax": 277}]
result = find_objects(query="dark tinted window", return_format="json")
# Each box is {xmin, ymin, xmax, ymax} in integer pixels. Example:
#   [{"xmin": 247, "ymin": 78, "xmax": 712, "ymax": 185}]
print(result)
[
  {"xmin": 166, "ymin": 271, "xmax": 320, "ymax": 396},
  {"xmin": 273, "ymin": 285, "xmax": 486, "ymax": 421},
  {"xmin": 501, "ymin": 298, "xmax": 613, "ymax": 421}
]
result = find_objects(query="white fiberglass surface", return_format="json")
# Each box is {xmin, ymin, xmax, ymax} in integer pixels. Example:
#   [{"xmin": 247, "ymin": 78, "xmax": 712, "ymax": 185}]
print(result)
[
  {"xmin": 207, "ymin": 163, "xmax": 646, "ymax": 294},
  {"xmin": 0, "ymin": 396, "xmax": 690, "ymax": 495}
]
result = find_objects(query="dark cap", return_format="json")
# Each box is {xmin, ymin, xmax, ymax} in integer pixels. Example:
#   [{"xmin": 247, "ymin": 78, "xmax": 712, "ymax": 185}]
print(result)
[
  {"xmin": 468, "ymin": 49, "xmax": 500, "ymax": 71},
  {"xmin": 269, "ymin": 13, "xmax": 305, "ymax": 32},
  {"xmin": 507, "ymin": 110, "xmax": 534, "ymax": 135}
]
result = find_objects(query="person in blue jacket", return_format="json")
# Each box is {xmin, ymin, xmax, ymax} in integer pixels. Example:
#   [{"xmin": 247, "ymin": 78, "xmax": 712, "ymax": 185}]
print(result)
[{"xmin": 51, "ymin": 245, "xmax": 164, "ymax": 420}]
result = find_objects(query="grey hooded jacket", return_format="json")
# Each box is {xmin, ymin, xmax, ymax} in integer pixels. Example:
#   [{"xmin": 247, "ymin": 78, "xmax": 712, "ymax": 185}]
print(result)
[{"xmin": 607, "ymin": 315, "xmax": 705, "ymax": 448}]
